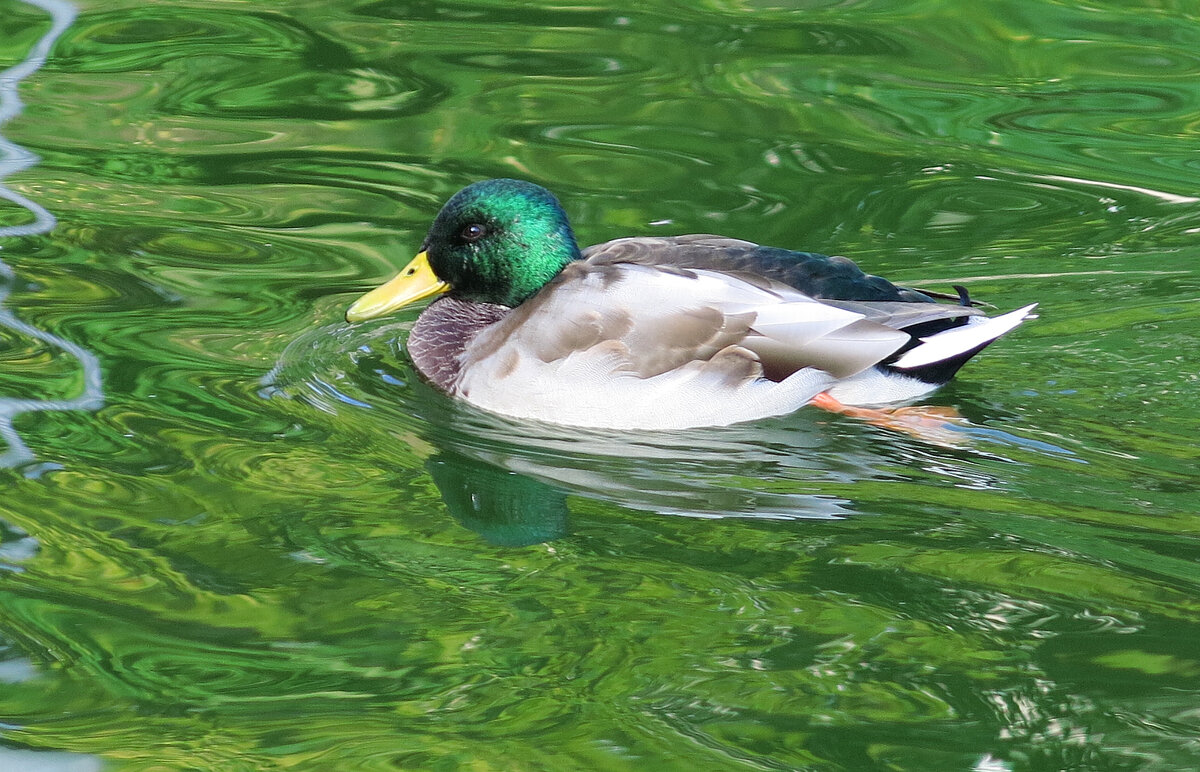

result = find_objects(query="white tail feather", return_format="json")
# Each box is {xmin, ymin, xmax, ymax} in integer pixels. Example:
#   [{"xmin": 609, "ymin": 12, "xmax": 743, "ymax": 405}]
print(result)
[{"xmin": 892, "ymin": 304, "xmax": 1037, "ymax": 370}]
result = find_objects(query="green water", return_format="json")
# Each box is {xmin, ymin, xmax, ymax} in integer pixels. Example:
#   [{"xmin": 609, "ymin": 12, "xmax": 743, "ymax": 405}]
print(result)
[{"xmin": 2, "ymin": 0, "xmax": 1199, "ymax": 769}]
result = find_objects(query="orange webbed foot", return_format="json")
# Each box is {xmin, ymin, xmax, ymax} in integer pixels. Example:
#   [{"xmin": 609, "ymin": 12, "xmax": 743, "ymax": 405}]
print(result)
[{"xmin": 810, "ymin": 392, "xmax": 970, "ymax": 447}]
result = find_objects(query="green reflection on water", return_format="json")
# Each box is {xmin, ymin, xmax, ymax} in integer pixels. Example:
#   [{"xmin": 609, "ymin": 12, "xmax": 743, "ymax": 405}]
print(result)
[{"xmin": 2, "ymin": 0, "xmax": 1200, "ymax": 769}]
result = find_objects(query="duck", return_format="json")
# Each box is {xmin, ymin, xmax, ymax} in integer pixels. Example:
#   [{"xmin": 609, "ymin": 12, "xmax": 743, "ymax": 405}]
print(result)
[{"xmin": 346, "ymin": 179, "xmax": 1035, "ymax": 431}]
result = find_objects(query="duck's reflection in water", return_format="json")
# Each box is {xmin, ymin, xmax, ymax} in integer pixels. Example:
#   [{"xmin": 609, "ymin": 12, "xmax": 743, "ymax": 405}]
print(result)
[{"xmin": 264, "ymin": 320, "xmax": 1062, "ymax": 546}]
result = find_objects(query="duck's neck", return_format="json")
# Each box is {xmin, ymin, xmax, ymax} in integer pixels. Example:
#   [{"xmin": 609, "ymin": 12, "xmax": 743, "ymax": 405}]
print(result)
[{"xmin": 409, "ymin": 297, "xmax": 511, "ymax": 391}]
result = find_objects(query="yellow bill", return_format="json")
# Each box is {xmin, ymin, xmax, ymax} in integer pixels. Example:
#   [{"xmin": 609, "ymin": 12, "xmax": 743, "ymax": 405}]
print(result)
[{"xmin": 345, "ymin": 251, "xmax": 449, "ymax": 322}]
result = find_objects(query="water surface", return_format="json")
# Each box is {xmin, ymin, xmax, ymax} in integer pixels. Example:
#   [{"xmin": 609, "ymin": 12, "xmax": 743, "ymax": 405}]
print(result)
[{"xmin": 2, "ymin": 0, "xmax": 1199, "ymax": 769}]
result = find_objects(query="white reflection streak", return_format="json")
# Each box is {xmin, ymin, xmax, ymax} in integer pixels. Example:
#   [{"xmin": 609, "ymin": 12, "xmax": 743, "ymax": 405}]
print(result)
[
  {"xmin": 0, "ymin": 0, "xmax": 102, "ymax": 470},
  {"xmin": 1030, "ymin": 173, "xmax": 1200, "ymax": 205}
]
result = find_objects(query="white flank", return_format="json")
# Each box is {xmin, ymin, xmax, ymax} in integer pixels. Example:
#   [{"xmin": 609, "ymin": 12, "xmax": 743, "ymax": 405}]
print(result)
[
  {"xmin": 826, "ymin": 368, "xmax": 940, "ymax": 405},
  {"xmin": 457, "ymin": 352, "xmax": 834, "ymax": 430}
]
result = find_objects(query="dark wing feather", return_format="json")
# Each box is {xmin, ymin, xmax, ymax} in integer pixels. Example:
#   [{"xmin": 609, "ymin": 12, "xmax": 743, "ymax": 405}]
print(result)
[{"xmin": 582, "ymin": 235, "xmax": 936, "ymax": 303}]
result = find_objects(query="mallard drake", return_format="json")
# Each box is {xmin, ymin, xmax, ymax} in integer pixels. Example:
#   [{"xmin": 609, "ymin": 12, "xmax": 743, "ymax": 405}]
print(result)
[{"xmin": 346, "ymin": 179, "xmax": 1035, "ymax": 430}]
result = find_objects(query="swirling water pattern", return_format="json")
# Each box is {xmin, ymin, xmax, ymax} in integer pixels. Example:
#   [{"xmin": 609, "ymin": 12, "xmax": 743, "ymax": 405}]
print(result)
[
  {"xmin": 0, "ymin": 0, "xmax": 1199, "ymax": 770},
  {"xmin": 0, "ymin": 0, "xmax": 102, "ymax": 470}
]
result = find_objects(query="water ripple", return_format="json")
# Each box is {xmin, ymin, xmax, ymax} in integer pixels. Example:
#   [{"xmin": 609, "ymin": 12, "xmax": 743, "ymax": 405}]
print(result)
[
  {"xmin": 0, "ymin": 516, "xmax": 39, "ymax": 572},
  {"xmin": 0, "ymin": 0, "xmax": 102, "ymax": 471},
  {"xmin": 259, "ymin": 314, "xmax": 1090, "ymax": 546},
  {"xmin": 261, "ymin": 320, "xmax": 863, "ymax": 530},
  {"xmin": 1, "ymin": 2, "xmax": 1198, "ymax": 768}
]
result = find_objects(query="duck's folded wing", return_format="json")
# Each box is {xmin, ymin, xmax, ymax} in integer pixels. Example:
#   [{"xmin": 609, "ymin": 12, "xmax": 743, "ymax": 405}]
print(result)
[
  {"xmin": 453, "ymin": 262, "xmax": 852, "ymax": 428},
  {"xmin": 464, "ymin": 260, "xmax": 915, "ymax": 377},
  {"xmin": 743, "ymin": 315, "xmax": 910, "ymax": 379},
  {"xmin": 582, "ymin": 235, "xmax": 932, "ymax": 302}
]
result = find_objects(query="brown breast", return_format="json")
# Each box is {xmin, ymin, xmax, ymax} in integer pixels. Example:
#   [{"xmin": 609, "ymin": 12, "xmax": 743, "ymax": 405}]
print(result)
[{"xmin": 407, "ymin": 296, "xmax": 511, "ymax": 391}]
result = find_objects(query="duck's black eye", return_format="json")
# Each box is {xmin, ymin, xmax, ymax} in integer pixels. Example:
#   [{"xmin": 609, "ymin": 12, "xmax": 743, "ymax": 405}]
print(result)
[{"xmin": 460, "ymin": 223, "xmax": 487, "ymax": 242}]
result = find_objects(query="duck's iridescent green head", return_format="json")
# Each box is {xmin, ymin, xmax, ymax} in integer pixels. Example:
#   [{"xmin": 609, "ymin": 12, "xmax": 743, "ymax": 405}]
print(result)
[
  {"xmin": 424, "ymin": 179, "xmax": 581, "ymax": 307},
  {"xmin": 345, "ymin": 179, "xmax": 581, "ymax": 322}
]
